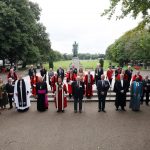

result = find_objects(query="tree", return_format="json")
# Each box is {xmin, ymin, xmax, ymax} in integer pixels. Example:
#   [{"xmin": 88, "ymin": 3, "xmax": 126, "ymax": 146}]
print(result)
[
  {"xmin": 0, "ymin": 0, "xmax": 52, "ymax": 67},
  {"xmin": 106, "ymin": 25, "xmax": 150, "ymax": 65},
  {"xmin": 102, "ymin": 0, "xmax": 150, "ymax": 21}
]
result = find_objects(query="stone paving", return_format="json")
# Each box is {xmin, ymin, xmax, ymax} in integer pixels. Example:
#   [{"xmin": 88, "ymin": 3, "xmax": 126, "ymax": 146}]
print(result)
[{"xmin": 0, "ymin": 102, "xmax": 150, "ymax": 150}]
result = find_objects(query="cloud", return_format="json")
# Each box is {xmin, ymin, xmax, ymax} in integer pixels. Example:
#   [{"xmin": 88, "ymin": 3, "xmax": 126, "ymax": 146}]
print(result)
[{"xmin": 31, "ymin": 0, "xmax": 141, "ymax": 54}]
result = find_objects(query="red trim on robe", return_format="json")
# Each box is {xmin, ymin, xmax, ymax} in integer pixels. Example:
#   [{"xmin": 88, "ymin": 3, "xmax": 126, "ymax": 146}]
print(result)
[
  {"xmin": 53, "ymin": 83, "xmax": 67, "ymax": 110},
  {"xmin": 132, "ymin": 75, "xmax": 143, "ymax": 82},
  {"xmin": 31, "ymin": 76, "xmax": 38, "ymax": 96},
  {"xmin": 84, "ymin": 74, "xmax": 94, "ymax": 97},
  {"xmin": 66, "ymin": 72, "xmax": 76, "ymax": 94}
]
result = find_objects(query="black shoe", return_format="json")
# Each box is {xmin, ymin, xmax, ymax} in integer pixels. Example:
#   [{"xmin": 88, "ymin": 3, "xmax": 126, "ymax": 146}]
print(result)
[
  {"xmin": 62, "ymin": 110, "xmax": 64, "ymax": 112},
  {"xmin": 98, "ymin": 109, "xmax": 101, "ymax": 112},
  {"xmin": 116, "ymin": 108, "xmax": 119, "ymax": 111},
  {"xmin": 102, "ymin": 110, "xmax": 106, "ymax": 113},
  {"xmin": 74, "ymin": 110, "xmax": 77, "ymax": 113},
  {"xmin": 69, "ymin": 94, "xmax": 72, "ymax": 99},
  {"xmin": 79, "ymin": 110, "xmax": 82, "ymax": 113},
  {"xmin": 146, "ymin": 103, "xmax": 149, "ymax": 106}
]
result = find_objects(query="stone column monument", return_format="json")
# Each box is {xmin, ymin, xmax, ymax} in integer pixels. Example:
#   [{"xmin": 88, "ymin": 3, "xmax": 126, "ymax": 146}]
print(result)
[{"xmin": 72, "ymin": 41, "xmax": 80, "ymax": 70}]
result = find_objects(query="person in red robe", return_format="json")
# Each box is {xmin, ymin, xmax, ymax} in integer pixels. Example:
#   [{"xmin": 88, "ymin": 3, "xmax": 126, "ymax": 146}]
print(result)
[
  {"xmin": 66, "ymin": 70, "xmax": 76, "ymax": 99},
  {"xmin": 106, "ymin": 66, "xmax": 113, "ymax": 85},
  {"xmin": 31, "ymin": 72, "xmax": 38, "ymax": 96},
  {"xmin": 51, "ymin": 73, "xmax": 58, "ymax": 91},
  {"xmin": 53, "ymin": 77, "xmax": 67, "ymax": 112},
  {"xmin": 71, "ymin": 64, "xmax": 78, "ymax": 78},
  {"xmin": 116, "ymin": 70, "xmax": 128, "ymax": 81},
  {"xmin": 115, "ymin": 66, "xmax": 122, "ymax": 80},
  {"xmin": 84, "ymin": 70, "xmax": 94, "ymax": 98},
  {"xmin": 7, "ymin": 68, "xmax": 17, "ymax": 85},
  {"xmin": 132, "ymin": 71, "xmax": 143, "ymax": 82}
]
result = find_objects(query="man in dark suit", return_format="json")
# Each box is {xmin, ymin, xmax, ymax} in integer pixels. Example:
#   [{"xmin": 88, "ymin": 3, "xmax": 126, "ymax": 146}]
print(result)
[
  {"xmin": 125, "ymin": 65, "xmax": 133, "ymax": 87},
  {"xmin": 95, "ymin": 63, "xmax": 104, "ymax": 86},
  {"xmin": 97, "ymin": 74, "xmax": 110, "ymax": 112},
  {"xmin": 28, "ymin": 65, "xmax": 36, "ymax": 79},
  {"xmin": 114, "ymin": 74, "xmax": 128, "ymax": 111},
  {"xmin": 72, "ymin": 76, "xmax": 85, "ymax": 113},
  {"xmin": 57, "ymin": 67, "xmax": 65, "ymax": 81},
  {"xmin": 40, "ymin": 66, "xmax": 47, "ymax": 81},
  {"xmin": 141, "ymin": 75, "xmax": 150, "ymax": 105},
  {"xmin": 5, "ymin": 78, "xmax": 14, "ymax": 109}
]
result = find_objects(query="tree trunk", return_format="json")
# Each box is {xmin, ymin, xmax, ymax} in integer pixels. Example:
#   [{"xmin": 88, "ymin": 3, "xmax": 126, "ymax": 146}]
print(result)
[
  {"xmin": 22, "ymin": 61, "xmax": 27, "ymax": 68},
  {"xmin": 2, "ymin": 58, "xmax": 5, "ymax": 67}
]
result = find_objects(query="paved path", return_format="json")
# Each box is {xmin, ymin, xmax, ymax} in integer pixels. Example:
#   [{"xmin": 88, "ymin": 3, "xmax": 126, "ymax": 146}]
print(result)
[
  {"xmin": 0, "ymin": 102, "xmax": 150, "ymax": 150},
  {"xmin": 0, "ymin": 70, "xmax": 150, "ymax": 150}
]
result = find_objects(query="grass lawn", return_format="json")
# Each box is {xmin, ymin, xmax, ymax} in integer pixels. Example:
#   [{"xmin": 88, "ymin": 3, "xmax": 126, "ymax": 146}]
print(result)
[
  {"xmin": 44, "ymin": 60, "xmax": 72, "ymax": 71},
  {"xmin": 44, "ymin": 59, "xmax": 119, "ymax": 71}
]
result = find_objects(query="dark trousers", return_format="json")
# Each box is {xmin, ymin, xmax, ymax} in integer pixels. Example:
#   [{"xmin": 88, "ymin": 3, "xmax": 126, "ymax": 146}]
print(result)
[
  {"xmin": 98, "ymin": 95, "xmax": 106, "ymax": 110},
  {"xmin": 109, "ymin": 79, "xmax": 112, "ymax": 86},
  {"xmin": 8, "ymin": 95, "xmax": 13, "ymax": 108},
  {"xmin": 141, "ymin": 91, "xmax": 149, "ymax": 104},
  {"xmin": 74, "ymin": 98, "xmax": 82, "ymax": 111}
]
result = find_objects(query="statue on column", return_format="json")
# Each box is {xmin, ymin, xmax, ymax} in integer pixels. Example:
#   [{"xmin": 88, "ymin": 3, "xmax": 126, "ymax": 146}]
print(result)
[{"xmin": 72, "ymin": 41, "xmax": 78, "ymax": 57}]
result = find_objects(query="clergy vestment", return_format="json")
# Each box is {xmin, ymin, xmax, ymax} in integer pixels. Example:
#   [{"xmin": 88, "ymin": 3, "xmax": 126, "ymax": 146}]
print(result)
[
  {"xmin": 53, "ymin": 83, "xmax": 67, "ymax": 112},
  {"xmin": 51, "ymin": 76, "xmax": 58, "ymax": 91},
  {"xmin": 84, "ymin": 74, "xmax": 94, "ymax": 98},
  {"xmin": 107, "ymin": 69, "xmax": 113, "ymax": 85},
  {"xmin": 31, "ymin": 75, "xmax": 38, "ymax": 96},
  {"xmin": 14, "ymin": 79, "xmax": 30, "ymax": 111},
  {"xmin": 36, "ymin": 81, "xmax": 48, "ymax": 111},
  {"xmin": 130, "ymin": 81, "xmax": 143, "ymax": 111},
  {"xmin": 66, "ymin": 72, "xmax": 76, "ymax": 98},
  {"xmin": 7, "ymin": 72, "xmax": 17, "ymax": 85}
]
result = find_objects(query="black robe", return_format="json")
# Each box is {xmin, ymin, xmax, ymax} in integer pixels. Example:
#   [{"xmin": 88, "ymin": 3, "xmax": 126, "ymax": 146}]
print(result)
[
  {"xmin": 36, "ymin": 82, "xmax": 48, "ymax": 111},
  {"xmin": 17, "ymin": 79, "xmax": 28, "ymax": 107},
  {"xmin": 114, "ymin": 80, "xmax": 128, "ymax": 107}
]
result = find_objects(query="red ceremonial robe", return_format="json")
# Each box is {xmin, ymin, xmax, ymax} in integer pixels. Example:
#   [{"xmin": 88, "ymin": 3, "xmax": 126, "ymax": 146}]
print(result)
[
  {"xmin": 7, "ymin": 72, "xmax": 17, "ymax": 84},
  {"xmin": 51, "ymin": 76, "xmax": 58, "ymax": 91},
  {"xmin": 66, "ymin": 73, "xmax": 76, "ymax": 94},
  {"xmin": 132, "ymin": 75, "xmax": 143, "ymax": 82},
  {"xmin": 84, "ymin": 74, "xmax": 94, "ymax": 98},
  {"xmin": 107, "ymin": 69, "xmax": 113, "ymax": 81},
  {"xmin": 53, "ymin": 83, "xmax": 67, "ymax": 111},
  {"xmin": 31, "ymin": 75, "xmax": 38, "ymax": 96},
  {"xmin": 116, "ymin": 74, "xmax": 128, "ymax": 81}
]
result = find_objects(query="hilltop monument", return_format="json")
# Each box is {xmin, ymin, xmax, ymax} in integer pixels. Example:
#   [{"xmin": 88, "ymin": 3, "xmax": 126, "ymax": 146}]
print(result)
[{"xmin": 72, "ymin": 41, "xmax": 80, "ymax": 70}]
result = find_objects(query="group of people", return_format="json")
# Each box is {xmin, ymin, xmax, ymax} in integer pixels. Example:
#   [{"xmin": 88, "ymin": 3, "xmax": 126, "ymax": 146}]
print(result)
[
  {"xmin": 26, "ymin": 64, "xmax": 150, "ymax": 113},
  {"xmin": 0, "ymin": 64, "xmax": 150, "ymax": 115}
]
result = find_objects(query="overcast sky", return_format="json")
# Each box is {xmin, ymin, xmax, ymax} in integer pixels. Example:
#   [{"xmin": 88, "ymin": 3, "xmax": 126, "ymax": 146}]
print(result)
[{"xmin": 31, "ymin": 0, "xmax": 141, "ymax": 54}]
